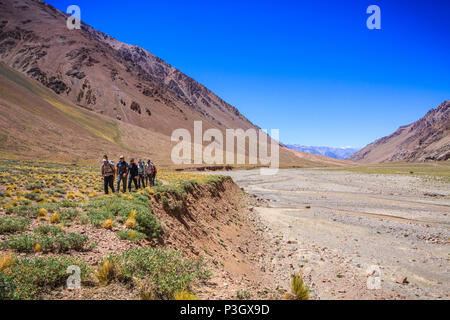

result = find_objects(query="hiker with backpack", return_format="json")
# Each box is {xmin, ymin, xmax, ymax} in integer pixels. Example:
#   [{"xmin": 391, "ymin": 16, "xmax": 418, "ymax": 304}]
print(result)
[
  {"xmin": 127, "ymin": 158, "xmax": 139, "ymax": 191},
  {"xmin": 116, "ymin": 155, "xmax": 129, "ymax": 193},
  {"xmin": 150, "ymin": 160, "xmax": 157, "ymax": 186},
  {"xmin": 145, "ymin": 159, "xmax": 152, "ymax": 186},
  {"xmin": 137, "ymin": 159, "xmax": 146, "ymax": 188},
  {"xmin": 101, "ymin": 157, "xmax": 115, "ymax": 194}
]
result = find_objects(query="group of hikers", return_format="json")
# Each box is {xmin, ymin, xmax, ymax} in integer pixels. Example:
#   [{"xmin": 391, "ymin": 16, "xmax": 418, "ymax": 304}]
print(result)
[{"xmin": 101, "ymin": 155, "xmax": 157, "ymax": 194}]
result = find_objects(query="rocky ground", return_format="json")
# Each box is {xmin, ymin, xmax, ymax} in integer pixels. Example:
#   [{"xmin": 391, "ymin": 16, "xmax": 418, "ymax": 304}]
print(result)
[{"xmin": 209, "ymin": 168, "xmax": 450, "ymax": 300}]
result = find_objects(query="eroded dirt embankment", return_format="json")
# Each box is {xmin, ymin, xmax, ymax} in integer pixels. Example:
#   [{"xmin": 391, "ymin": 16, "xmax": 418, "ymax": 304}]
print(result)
[{"xmin": 148, "ymin": 176, "xmax": 283, "ymax": 299}]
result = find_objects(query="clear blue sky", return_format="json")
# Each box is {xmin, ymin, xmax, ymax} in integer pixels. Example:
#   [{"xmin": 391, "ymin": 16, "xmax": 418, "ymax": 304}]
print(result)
[{"xmin": 47, "ymin": 0, "xmax": 450, "ymax": 148}]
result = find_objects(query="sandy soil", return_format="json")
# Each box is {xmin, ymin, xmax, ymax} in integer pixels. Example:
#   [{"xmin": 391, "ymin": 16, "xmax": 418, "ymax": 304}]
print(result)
[{"xmin": 210, "ymin": 169, "xmax": 450, "ymax": 300}]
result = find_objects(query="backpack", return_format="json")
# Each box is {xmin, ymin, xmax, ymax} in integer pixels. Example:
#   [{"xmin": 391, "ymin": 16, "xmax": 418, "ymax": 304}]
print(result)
[
  {"xmin": 102, "ymin": 162, "xmax": 115, "ymax": 176},
  {"xmin": 151, "ymin": 163, "xmax": 157, "ymax": 175}
]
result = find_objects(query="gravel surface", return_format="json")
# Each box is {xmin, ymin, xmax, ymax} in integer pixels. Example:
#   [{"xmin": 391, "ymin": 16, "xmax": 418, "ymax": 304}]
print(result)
[{"xmin": 210, "ymin": 169, "xmax": 450, "ymax": 300}]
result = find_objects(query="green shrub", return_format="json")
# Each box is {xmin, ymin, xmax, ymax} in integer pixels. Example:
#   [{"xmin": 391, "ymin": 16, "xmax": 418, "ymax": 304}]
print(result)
[
  {"xmin": 83, "ymin": 194, "xmax": 160, "ymax": 238},
  {"xmin": 117, "ymin": 230, "xmax": 147, "ymax": 242},
  {"xmin": 0, "ymin": 216, "xmax": 30, "ymax": 234},
  {"xmin": 107, "ymin": 248, "xmax": 211, "ymax": 299},
  {"xmin": 1, "ymin": 232, "xmax": 89, "ymax": 253},
  {"xmin": 34, "ymin": 225, "xmax": 63, "ymax": 236},
  {"xmin": 0, "ymin": 255, "xmax": 90, "ymax": 300}
]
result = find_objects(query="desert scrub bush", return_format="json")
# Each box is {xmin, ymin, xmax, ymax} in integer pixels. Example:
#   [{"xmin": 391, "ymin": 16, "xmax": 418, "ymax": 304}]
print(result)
[
  {"xmin": 236, "ymin": 289, "xmax": 251, "ymax": 299},
  {"xmin": 58, "ymin": 208, "xmax": 79, "ymax": 222},
  {"xmin": 0, "ymin": 255, "xmax": 90, "ymax": 300},
  {"xmin": 34, "ymin": 225, "xmax": 63, "ymax": 236},
  {"xmin": 0, "ymin": 216, "xmax": 31, "ymax": 234},
  {"xmin": 1, "ymin": 231, "xmax": 89, "ymax": 253},
  {"xmin": 106, "ymin": 247, "xmax": 210, "ymax": 299},
  {"xmin": 285, "ymin": 270, "xmax": 310, "ymax": 300},
  {"xmin": 174, "ymin": 290, "xmax": 197, "ymax": 300},
  {"xmin": 6, "ymin": 202, "xmax": 69, "ymax": 218},
  {"xmin": 84, "ymin": 194, "xmax": 160, "ymax": 238},
  {"xmin": 117, "ymin": 230, "xmax": 147, "ymax": 242}
]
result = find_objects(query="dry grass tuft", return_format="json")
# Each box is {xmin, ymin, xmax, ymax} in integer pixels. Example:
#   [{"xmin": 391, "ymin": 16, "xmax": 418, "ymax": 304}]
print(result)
[
  {"xmin": 102, "ymin": 218, "xmax": 113, "ymax": 230},
  {"xmin": 125, "ymin": 218, "xmax": 136, "ymax": 229},
  {"xmin": 50, "ymin": 213, "xmax": 60, "ymax": 224},
  {"xmin": 290, "ymin": 269, "xmax": 310, "ymax": 300},
  {"xmin": 174, "ymin": 290, "xmax": 197, "ymax": 300},
  {"xmin": 96, "ymin": 259, "xmax": 116, "ymax": 285},
  {"xmin": 0, "ymin": 252, "xmax": 16, "ymax": 271}
]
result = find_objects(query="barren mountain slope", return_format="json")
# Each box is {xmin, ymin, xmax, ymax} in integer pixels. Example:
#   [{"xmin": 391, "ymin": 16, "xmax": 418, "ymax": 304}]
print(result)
[
  {"xmin": 0, "ymin": 0, "xmax": 351, "ymax": 167},
  {"xmin": 0, "ymin": 0, "xmax": 255, "ymax": 136},
  {"xmin": 349, "ymin": 101, "xmax": 450, "ymax": 163}
]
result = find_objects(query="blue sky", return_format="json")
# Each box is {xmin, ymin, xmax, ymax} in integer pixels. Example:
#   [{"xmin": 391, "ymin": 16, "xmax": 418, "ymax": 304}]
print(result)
[{"xmin": 47, "ymin": 0, "xmax": 450, "ymax": 148}]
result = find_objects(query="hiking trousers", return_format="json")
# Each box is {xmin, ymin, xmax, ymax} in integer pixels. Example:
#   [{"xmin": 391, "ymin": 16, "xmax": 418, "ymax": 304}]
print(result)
[
  {"xmin": 138, "ymin": 174, "xmax": 146, "ymax": 188},
  {"xmin": 151, "ymin": 173, "xmax": 156, "ymax": 186},
  {"xmin": 104, "ymin": 175, "xmax": 115, "ymax": 194},
  {"xmin": 128, "ymin": 175, "xmax": 138, "ymax": 191},
  {"xmin": 116, "ymin": 174, "xmax": 127, "ymax": 193}
]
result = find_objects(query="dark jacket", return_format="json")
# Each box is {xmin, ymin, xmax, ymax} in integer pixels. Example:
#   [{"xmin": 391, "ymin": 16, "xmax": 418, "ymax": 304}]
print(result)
[{"xmin": 128, "ymin": 163, "xmax": 139, "ymax": 177}]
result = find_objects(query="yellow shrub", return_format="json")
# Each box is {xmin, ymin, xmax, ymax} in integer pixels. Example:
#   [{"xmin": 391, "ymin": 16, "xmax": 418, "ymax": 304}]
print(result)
[
  {"xmin": 0, "ymin": 252, "xmax": 16, "ymax": 271},
  {"xmin": 34, "ymin": 243, "xmax": 42, "ymax": 252},
  {"xmin": 129, "ymin": 230, "xmax": 136, "ymax": 239},
  {"xmin": 125, "ymin": 218, "xmax": 136, "ymax": 229},
  {"xmin": 174, "ymin": 290, "xmax": 198, "ymax": 300},
  {"xmin": 66, "ymin": 193, "xmax": 75, "ymax": 200},
  {"xmin": 38, "ymin": 208, "xmax": 48, "ymax": 217},
  {"xmin": 50, "ymin": 213, "xmax": 60, "ymax": 224},
  {"xmin": 102, "ymin": 218, "xmax": 113, "ymax": 230}
]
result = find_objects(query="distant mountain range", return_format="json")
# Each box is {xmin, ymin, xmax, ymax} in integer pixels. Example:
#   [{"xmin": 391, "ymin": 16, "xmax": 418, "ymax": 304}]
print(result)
[
  {"xmin": 285, "ymin": 145, "xmax": 360, "ymax": 159},
  {"xmin": 349, "ymin": 100, "xmax": 449, "ymax": 163}
]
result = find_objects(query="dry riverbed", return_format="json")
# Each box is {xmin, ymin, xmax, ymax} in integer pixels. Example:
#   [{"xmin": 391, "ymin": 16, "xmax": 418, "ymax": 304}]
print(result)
[{"xmin": 210, "ymin": 168, "xmax": 450, "ymax": 300}]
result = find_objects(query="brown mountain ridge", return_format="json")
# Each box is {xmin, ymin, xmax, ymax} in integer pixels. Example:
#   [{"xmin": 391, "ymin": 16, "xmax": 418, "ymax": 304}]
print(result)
[
  {"xmin": 0, "ymin": 0, "xmax": 350, "ymax": 167},
  {"xmin": 349, "ymin": 100, "xmax": 450, "ymax": 163}
]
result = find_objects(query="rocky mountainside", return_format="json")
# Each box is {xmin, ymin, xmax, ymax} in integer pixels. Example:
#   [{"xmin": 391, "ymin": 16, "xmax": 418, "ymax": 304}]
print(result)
[
  {"xmin": 286, "ymin": 145, "xmax": 360, "ymax": 159},
  {"xmin": 0, "ymin": 0, "xmax": 254, "ymax": 137},
  {"xmin": 0, "ymin": 0, "xmax": 352, "ymax": 167},
  {"xmin": 349, "ymin": 100, "xmax": 450, "ymax": 163}
]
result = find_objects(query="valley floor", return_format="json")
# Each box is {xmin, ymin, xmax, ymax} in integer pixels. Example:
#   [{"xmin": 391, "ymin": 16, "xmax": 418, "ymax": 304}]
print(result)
[{"xmin": 211, "ymin": 168, "xmax": 450, "ymax": 299}]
